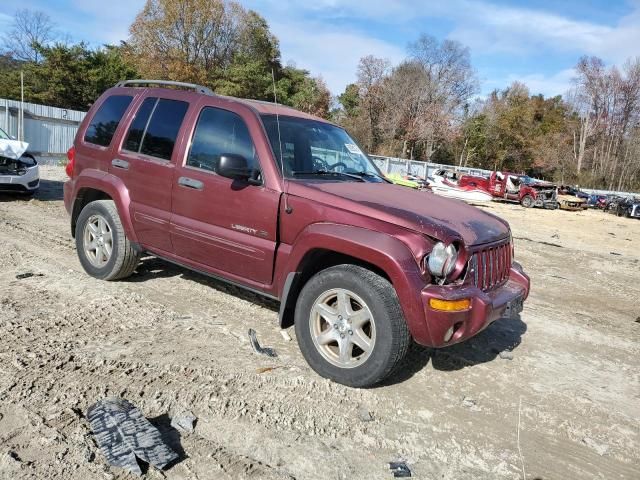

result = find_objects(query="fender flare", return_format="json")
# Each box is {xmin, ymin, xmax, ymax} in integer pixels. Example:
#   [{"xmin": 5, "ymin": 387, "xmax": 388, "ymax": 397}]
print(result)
[
  {"xmin": 277, "ymin": 223, "xmax": 427, "ymax": 339},
  {"xmin": 71, "ymin": 170, "xmax": 138, "ymax": 243}
]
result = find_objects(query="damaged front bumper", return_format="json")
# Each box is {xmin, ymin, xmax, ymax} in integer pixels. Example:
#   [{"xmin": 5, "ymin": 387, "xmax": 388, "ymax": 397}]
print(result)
[
  {"xmin": 412, "ymin": 262, "xmax": 530, "ymax": 347},
  {"xmin": 0, "ymin": 165, "xmax": 40, "ymax": 192}
]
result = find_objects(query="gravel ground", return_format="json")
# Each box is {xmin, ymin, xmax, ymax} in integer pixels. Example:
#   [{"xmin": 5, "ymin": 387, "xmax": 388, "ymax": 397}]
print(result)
[{"xmin": 0, "ymin": 166, "xmax": 638, "ymax": 480}]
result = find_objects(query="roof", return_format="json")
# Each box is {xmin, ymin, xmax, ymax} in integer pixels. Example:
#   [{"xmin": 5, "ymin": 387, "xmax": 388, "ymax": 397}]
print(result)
[
  {"xmin": 112, "ymin": 80, "xmax": 331, "ymax": 124},
  {"xmin": 224, "ymin": 97, "xmax": 331, "ymax": 124}
]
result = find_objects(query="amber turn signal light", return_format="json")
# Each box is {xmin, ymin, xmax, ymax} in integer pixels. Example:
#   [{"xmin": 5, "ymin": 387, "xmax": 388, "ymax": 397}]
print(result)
[{"xmin": 429, "ymin": 298, "xmax": 471, "ymax": 312}]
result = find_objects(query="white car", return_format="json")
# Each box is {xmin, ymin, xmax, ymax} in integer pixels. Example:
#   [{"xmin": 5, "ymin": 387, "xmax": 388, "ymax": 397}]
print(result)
[{"xmin": 0, "ymin": 127, "xmax": 39, "ymax": 195}]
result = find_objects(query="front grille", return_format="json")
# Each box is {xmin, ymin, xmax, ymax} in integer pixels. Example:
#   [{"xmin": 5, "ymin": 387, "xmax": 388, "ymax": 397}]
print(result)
[{"xmin": 469, "ymin": 241, "xmax": 512, "ymax": 290}]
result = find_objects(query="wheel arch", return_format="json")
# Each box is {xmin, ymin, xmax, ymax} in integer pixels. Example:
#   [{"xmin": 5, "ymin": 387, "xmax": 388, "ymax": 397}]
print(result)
[
  {"xmin": 277, "ymin": 224, "xmax": 424, "ymax": 332},
  {"xmin": 69, "ymin": 171, "xmax": 138, "ymax": 244}
]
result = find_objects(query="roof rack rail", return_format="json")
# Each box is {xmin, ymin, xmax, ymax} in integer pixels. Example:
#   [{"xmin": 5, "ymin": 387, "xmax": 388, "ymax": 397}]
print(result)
[{"xmin": 115, "ymin": 79, "xmax": 214, "ymax": 96}]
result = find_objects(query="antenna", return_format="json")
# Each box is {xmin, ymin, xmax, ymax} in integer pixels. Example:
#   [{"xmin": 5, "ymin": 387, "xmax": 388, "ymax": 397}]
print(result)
[{"xmin": 272, "ymin": 69, "xmax": 292, "ymax": 214}]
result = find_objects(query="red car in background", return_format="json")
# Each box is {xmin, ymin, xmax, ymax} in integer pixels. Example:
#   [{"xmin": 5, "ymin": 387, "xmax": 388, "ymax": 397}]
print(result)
[{"xmin": 459, "ymin": 171, "xmax": 558, "ymax": 209}]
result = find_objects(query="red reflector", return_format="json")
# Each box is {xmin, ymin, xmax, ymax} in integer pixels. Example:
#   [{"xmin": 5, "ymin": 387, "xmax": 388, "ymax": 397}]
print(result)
[{"xmin": 65, "ymin": 146, "xmax": 75, "ymax": 177}]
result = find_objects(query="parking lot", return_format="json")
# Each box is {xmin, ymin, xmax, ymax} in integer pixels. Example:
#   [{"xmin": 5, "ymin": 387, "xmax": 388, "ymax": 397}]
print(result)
[{"xmin": 1, "ymin": 166, "xmax": 639, "ymax": 479}]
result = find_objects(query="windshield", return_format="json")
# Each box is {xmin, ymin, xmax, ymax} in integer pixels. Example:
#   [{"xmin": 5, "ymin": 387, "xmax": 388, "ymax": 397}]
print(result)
[
  {"xmin": 520, "ymin": 176, "xmax": 538, "ymax": 185},
  {"xmin": 0, "ymin": 127, "xmax": 10, "ymax": 140},
  {"xmin": 261, "ymin": 115, "xmax": 385, "ymax": 182}
]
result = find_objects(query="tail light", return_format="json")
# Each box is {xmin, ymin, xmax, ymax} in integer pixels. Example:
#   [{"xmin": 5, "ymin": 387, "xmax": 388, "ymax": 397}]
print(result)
[{"xmin": 65, "ymin": 146, "xmax": 75, "ymax": 177}]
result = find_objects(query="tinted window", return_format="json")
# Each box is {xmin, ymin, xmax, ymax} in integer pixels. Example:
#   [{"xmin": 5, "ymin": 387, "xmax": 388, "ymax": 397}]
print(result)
[
  {"xmin": 261, "ymin": 115, "xmax": 379, "ymax": 179},
  {"xmin": 84, "ymin": 95, "xmax": 133, "ymax": 146},
  {"xmin": 187, "ymin": 107, "xmax": 258, "ymax": 173},
  {"xmin": 123, "ymin": 97, "xmax": 156, "ymax": 152},
  {"xmin": 139, "ymin": 99, "xmax": 188, "ymax": 160}
]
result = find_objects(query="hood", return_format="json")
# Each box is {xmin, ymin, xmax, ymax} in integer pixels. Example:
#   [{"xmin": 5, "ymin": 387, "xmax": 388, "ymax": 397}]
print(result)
[
  {"xmin": 558, "ymin": 194, "xmax": 586, "ymax": 202},
  {"xmin": 527, "ymin": 180, "xmax": 556, "ymax": 189},
  {"xmin": 0, "ymin": 139, "xmax": 29, "ymax": 160},
  {"xmin": 289, "ymin": 181, "xmax": 509, "ymax": 246}
]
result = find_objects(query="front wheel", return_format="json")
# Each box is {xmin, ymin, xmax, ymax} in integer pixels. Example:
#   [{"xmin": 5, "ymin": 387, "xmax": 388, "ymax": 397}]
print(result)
[
  {"xmin": 75, "ymin": 200, "xmax": 140, "ymax": 280},
  {"xmin": 520, "ymin": 195, "xmax": 534, "ymax": 208},
  {"xmin": 294, "ymin": 265, "xmax": 411, "ymax": 387}
]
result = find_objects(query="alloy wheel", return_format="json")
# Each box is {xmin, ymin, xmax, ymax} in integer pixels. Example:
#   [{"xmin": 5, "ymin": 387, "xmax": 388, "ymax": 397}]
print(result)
[
  {"xmin": 309, "ymin": 288, "xmax": 376, "ymax": 368},
  {"xmin": 83, "ymin": 214, "xmax": 113, "ymax": 268}
]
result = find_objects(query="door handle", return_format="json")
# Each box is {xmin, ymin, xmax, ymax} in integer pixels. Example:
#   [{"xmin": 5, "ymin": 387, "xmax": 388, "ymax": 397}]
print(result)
[
  {"xmin": 112, "ymin": 159, "xmax": 129, "ymax": 170},
  {"xmin": 178, "ymin": 176, "xmax": 204, "ymax": 190}
]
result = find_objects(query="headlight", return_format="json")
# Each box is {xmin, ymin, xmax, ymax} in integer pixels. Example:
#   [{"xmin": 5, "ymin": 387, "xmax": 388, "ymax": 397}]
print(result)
[{"xmin": 426, "ymin": 242, "xmax": 458, "ymax": 278}]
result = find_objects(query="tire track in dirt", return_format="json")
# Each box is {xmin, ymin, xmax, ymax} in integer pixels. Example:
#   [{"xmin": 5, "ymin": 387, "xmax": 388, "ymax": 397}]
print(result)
[{"xmin": 1, "ymin": 168, "xmax": 640, "ymax": 479}]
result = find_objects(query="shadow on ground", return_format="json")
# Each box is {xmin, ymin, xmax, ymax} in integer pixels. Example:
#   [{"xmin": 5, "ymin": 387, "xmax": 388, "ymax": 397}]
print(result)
[
  {"xmin": 35, "ymin": 179, "xmax": 65, "ymax": 201},
  {"xmin": 127, "ymin": 256, "xmax": 280, "ymax": 313},
  {"xmin": 380, "ymin": 314, "xmax": 527, "ymax": 386},
  {"xmin": 144, "ymin": 414, "xmax": 187, "ymax": 473},
  {"xmin": 0, "ymin": 179, "xmax": 64, "ymax": 202},
  {"xmin": 125, "ymin": 258, "xmax": 527, "ymax": 387}
]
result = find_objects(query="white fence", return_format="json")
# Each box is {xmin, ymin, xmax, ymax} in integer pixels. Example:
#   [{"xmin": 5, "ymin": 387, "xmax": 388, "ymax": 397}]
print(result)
[{"xmin": 369, "ymin": 155, "xmax": 491, "ymax": 179}]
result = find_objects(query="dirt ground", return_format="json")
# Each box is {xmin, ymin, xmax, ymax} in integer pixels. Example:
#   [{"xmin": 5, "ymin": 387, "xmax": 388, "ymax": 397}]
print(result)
[{"xmin": 0, "ymin": 166, "xmax": 638, "ymax": 480}]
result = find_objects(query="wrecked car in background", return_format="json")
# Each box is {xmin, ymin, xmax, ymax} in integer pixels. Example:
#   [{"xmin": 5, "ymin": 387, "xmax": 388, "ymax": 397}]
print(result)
[
  {"xmin": 557, "ymin": 185, "xmax": 588, "ymax": 211},
  {"xmin": 587, "ymin": 193, "xmax": 607, "ymax": 209},
  {"xmin": 63, "ymin": 80, "xmax": 530, "ymax": 387},
  {"xmin": 612, "ymin": 196, "xmax": 640, "ymax": 218},
  {"xmin": 0, "ymin": 127, "xmax": 39, "ymax": 195},
  {"xmin": 427, "ymin": 169, "xmax": 494, "ymax": 202},
  {"xmin": 386, "ymin": 172, "xmax": 429, "ymax": 190},
  {"xmin": 455, "ymin": 171, "xmax": 558, "ymax": 209}
]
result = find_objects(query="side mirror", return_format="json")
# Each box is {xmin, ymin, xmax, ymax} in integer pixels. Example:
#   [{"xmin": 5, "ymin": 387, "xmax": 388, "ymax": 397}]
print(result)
[
  {"xmin": 216, "ymin": 154, "xmax": 260, "ymax": 185},
  {"xmin": 10, "ymin": 135, "xmax": 16, "ymax": 140}
]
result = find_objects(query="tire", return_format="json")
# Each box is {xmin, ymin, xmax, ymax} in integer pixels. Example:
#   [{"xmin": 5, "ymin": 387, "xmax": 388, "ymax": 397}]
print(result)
[
  {"xmin": 75, "ymin": 200, "xmax": 140, "ymax": 280},
  {"xmin": 294, "ymin": 265, "xmax": 411, "ymax": 388},
  {"xmin": 520, "ymin": 195, "xmax": 534, "ymax": 208}
]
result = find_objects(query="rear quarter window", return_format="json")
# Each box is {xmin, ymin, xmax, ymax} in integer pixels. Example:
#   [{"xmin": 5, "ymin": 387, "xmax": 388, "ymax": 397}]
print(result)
[{"xmin": 84, "ymin": 95, "xmax": 133, "ymax": 147}]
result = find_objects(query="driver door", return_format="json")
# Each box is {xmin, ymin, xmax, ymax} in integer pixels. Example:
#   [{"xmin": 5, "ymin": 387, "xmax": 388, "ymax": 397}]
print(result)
[{"xmin": 170, "ymin": 105, "xmax": 279, "ymax": 286}]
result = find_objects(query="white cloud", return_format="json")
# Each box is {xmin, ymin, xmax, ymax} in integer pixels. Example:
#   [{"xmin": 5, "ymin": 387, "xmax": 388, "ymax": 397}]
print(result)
[
  {"xmin": 443, "ymin": 0, "xmax": 638, "ymax": 62},
  {"xmin": 68, "ymin": 0, "xmax": 145, "ymax": 44},
  {"xmin": 252, "ymin": 0, "xmax": 640, "ymax": 91},
  {"xmin": 0, "ymin": 11, "xmax": 13, "ymax": 31},
  {"xmin": 491, "ymin": 68, "xmax": 577, "ymax": 98},
  {"xmin": 269, "ymin": 21, "xmax": 405, "ymax": 93}
]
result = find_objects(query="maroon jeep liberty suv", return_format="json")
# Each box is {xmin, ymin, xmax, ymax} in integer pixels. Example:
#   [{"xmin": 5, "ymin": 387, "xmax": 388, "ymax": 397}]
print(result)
[{"xmin": 64, "ymin": 80, "xmax": 530, "ymax": 387}]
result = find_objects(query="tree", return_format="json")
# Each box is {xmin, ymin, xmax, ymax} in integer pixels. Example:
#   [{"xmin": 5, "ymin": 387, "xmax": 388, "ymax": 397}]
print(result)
[
  {"xmin": 2, "ymin": 9, "xmax": 55, "ymax": 63},
  {"xmin": 568, "ymin": 55, "xmax": 640, "ymax": 190},
  {"xmin": 356, "ymin": 55, "xmax": 389, "ymax": 152},
  {"xmin": 127, "ymin": 0, "xmax": 280, "ymax": 87},
  {"xmin": 372, "ymin": 35, "xmax": 478, "ymax": 160},
  {"xmin": 0, "ymin": 43, "xmax": 138, "ymax": 110},
  {"xmin": 126, "ymin": 0, "xmax": 329, "ymax": 115},
  {"xmin": 338, "ymin": 83, "xmax": 360, "ymax": 118}
]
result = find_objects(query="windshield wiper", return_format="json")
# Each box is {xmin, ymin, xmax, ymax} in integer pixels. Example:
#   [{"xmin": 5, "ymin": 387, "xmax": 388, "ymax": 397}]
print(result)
[
  {"xmin": 291, "ymin": 170, "xmax": 365, "ymax": 182},
  {"xmin": 348, "ymin": 171, "xmax": 389, "ymax": 181}
]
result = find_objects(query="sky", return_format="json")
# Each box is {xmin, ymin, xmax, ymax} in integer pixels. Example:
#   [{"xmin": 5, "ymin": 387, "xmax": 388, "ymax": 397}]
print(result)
[{"xmin": 1, "ymin": 0, "xmax": 639, "ymax": 98}]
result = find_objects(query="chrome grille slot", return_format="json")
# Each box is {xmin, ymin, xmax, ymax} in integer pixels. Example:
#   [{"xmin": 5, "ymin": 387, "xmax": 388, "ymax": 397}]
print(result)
[{"xmin": 469, "ymin": 240, "xmax": 512, "ymax": 291}]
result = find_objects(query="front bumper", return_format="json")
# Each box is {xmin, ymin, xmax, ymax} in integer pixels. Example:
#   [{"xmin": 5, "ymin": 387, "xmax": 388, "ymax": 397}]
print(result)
[
  {"xmin": 411, "ymin": 262, "xmax": 530, "ymax": 347},
  {"xmin": 0, "ymin": 165, "xmax": 40, "ymax": 192}
]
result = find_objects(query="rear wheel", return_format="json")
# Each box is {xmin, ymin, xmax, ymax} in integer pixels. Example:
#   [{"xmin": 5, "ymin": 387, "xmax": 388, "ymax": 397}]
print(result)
[
  {"xmin": 294, "ymin": 265, "xmax": 411, "ymax": 387},
  {"xmin": 75, "ymin": 200, "xmax": 140, "ymax": 280},
  {"xmin": 520, "ymin": 195, "xmax": 534, "ymax": 208}
]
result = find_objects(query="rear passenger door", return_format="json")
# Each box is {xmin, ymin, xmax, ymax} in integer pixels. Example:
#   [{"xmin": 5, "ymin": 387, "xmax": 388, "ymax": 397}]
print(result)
[
  {"xmin": 171, "ymin": 105, "xmax": 280, "ymax": 286},
  {"xmin": 112, "ymin": 93, "xmax": 189, "ymax": 253}
]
